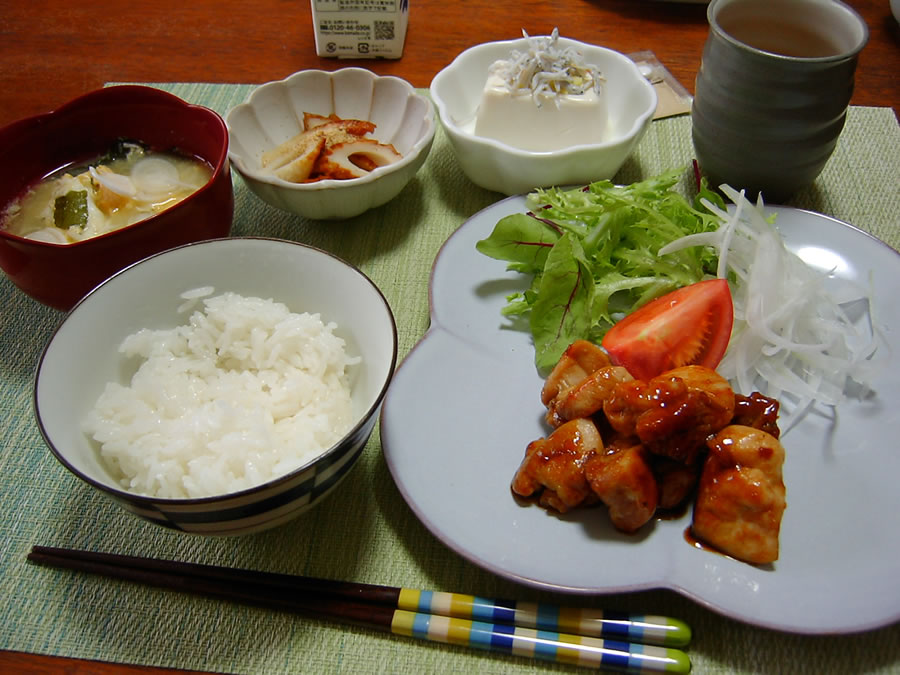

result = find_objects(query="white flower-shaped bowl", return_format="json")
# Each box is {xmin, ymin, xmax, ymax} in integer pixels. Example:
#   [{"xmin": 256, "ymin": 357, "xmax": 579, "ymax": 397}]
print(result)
[
  {"xmin": 430, "ymin": 37, "xmax": 658, "ymax": 195},
  {"xmin": 226, "ymin": 68, "xmax": 435, "ymax": 220}
]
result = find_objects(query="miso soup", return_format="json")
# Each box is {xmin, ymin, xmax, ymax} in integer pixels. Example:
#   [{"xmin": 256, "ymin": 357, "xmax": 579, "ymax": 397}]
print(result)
[{"xmin": 2, "ymin": 141, "xmax": 212, "ymax": 245}]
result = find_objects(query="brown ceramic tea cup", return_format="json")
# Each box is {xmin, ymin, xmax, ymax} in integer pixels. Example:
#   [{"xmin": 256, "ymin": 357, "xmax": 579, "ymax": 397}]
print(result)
[{"xmin": 691, "ymin": 0, "xmax": 868, "ymax": 202}]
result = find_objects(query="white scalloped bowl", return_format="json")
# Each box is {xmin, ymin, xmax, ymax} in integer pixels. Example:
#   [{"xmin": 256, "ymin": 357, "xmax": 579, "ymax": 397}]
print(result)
[
  {"xmin": 430, "ymin": 37, "xmax": 658, "ymax": 195},
  {"xmin": 226, "ymin": 68, "xmax": 435, "ymax": 220}
]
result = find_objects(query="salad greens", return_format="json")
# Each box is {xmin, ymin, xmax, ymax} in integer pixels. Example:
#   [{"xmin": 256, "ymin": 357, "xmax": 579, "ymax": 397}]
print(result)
[{"xmin": 475, "ymin": 169, "xmax": 725, "ymax": 370}]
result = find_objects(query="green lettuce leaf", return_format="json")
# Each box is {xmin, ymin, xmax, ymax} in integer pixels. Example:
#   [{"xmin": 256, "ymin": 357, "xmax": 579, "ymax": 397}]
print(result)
[
  {"xmin": 530, "ymin": 234, "xmax": 594, "ymax": 370},
  {"xmin": 476, "ymin": 168, "xmax": 723, "ymax": 370},
  {"xmin": 475, "ymin": 212, "xmax": 561, "ymax": 272}
]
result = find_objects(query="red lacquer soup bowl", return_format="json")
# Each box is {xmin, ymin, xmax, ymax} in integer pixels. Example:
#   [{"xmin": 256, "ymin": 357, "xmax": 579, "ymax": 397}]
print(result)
[{"xmin": 0, "ymin": 85, "xmax": 233, "ymax": 311}]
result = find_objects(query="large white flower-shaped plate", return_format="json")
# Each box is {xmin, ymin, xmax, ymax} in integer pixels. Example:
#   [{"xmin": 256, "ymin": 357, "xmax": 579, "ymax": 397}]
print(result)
[{"xmin": 380, "ymin": 195, "xmax": 900, "ymax": 634}]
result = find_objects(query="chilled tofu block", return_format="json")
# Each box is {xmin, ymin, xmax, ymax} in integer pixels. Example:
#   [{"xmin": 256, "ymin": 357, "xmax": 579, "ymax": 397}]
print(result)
[
  {"xmin": 474, "ymin": 73, "xmax": 608, "ymax": 152},
  {"xmin": 470, "ymin": 30, "xmax": 607, "ymax": 153}
]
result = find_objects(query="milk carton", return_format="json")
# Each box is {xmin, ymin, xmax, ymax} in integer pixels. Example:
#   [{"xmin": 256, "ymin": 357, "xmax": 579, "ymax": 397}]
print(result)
[{"xmin": 311, "ymin": 0, "xmax": 409, "ymax": 59}]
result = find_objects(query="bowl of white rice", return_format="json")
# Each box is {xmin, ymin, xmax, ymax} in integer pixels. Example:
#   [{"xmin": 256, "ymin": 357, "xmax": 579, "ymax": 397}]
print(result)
[{"xmin": 33, "ymin": 237, "xmax": 397, "ymax": 535}]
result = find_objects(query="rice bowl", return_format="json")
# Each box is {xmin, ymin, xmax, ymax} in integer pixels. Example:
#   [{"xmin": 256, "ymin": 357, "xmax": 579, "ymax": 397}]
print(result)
[
  {"xmin": 84, "ymin": 290, "xmax": 361, "ymax": 499},
  {"xmin": 34, "ymin": 237, "xmax": 397, "ymax": 535}
]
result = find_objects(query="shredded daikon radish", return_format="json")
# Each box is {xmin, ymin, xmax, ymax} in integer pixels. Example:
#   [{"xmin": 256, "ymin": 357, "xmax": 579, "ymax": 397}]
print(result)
[{"xmin": 659, "ymin": 186, "xmax": 881, "ymax": 431}]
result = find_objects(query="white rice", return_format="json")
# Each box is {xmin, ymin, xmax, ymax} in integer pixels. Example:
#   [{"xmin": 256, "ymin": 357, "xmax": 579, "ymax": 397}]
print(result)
[{"xmin": 83, "ymin": 290, "xmax": 360, "ymax": 499}]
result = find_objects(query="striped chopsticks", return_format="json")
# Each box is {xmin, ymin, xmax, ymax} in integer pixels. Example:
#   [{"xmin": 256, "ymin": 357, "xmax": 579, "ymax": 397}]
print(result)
[{"xmin": 28, "ymin": 545, "xmax": 691, "ymax": 673}]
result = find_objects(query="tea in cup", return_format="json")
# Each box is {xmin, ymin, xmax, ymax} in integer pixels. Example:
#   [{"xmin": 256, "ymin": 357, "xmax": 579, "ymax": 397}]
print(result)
[{"xmin": 691, "ymin": 0, "xmax": 868, "ymax": 202}]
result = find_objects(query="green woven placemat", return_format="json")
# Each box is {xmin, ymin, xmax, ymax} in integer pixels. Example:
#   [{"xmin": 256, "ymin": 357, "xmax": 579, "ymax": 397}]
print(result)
[{"xmin": 0, "ymin": 83, "xmax": 898, "ymax": 674}]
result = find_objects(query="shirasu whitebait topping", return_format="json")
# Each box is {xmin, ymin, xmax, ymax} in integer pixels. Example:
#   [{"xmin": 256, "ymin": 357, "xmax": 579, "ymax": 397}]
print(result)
[{"xmin": 489, "ymin": 28, "xmax": 604, "ymax": 107}]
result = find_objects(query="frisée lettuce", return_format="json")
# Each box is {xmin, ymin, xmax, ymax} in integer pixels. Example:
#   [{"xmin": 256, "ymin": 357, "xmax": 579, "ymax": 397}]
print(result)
[{"xmin": 476, "ymin": 169, "xmax": 724, "ymax": 369}]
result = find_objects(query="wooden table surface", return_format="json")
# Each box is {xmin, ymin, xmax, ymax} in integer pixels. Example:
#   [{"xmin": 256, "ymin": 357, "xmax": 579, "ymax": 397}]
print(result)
[
  {"xmin": 2, "ymin": 1, "xmax": 898, "ymax": 673},
  {"xmin": 2, "ymin": 0, "xmax": 898, "ymax": 130}
]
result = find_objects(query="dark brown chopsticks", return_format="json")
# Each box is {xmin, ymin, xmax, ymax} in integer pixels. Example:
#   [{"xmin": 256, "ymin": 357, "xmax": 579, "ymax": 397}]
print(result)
[{"xmin": 28, "ymin": 545, "xmax": 691, "ymax": 673}]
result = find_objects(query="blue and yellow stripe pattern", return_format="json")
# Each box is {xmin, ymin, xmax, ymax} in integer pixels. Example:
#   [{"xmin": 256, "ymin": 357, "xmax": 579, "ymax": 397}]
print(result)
[
  {"xmin": 396, "ymin": 589, "xmax": 692, "ymax": 648},
  {"xmin": 390, "ymin": 606, "xmax": 691, "ymax": 673}
]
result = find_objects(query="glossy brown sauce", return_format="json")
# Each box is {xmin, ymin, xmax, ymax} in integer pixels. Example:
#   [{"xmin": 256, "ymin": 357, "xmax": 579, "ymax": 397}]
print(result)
[
  {"xmin": 684, "ymin": 525, "xmax": 717, "ymax": 552},
  {"xmin": 655, "ymin": 501, "xmax": 691, "ymax": 521},
  {"xmin": 683, "ymin": 525, "xmax": 774, "ymax": 569},
  {"xmin": 732, "ymin": 392, "xmax": 781, "ymax": 439}
]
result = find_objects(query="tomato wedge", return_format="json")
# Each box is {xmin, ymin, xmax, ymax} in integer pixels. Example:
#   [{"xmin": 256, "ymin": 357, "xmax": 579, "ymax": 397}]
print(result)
[{"xmin": 601, "ymin": 278, "xmax": 733, "ymax": 380}]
